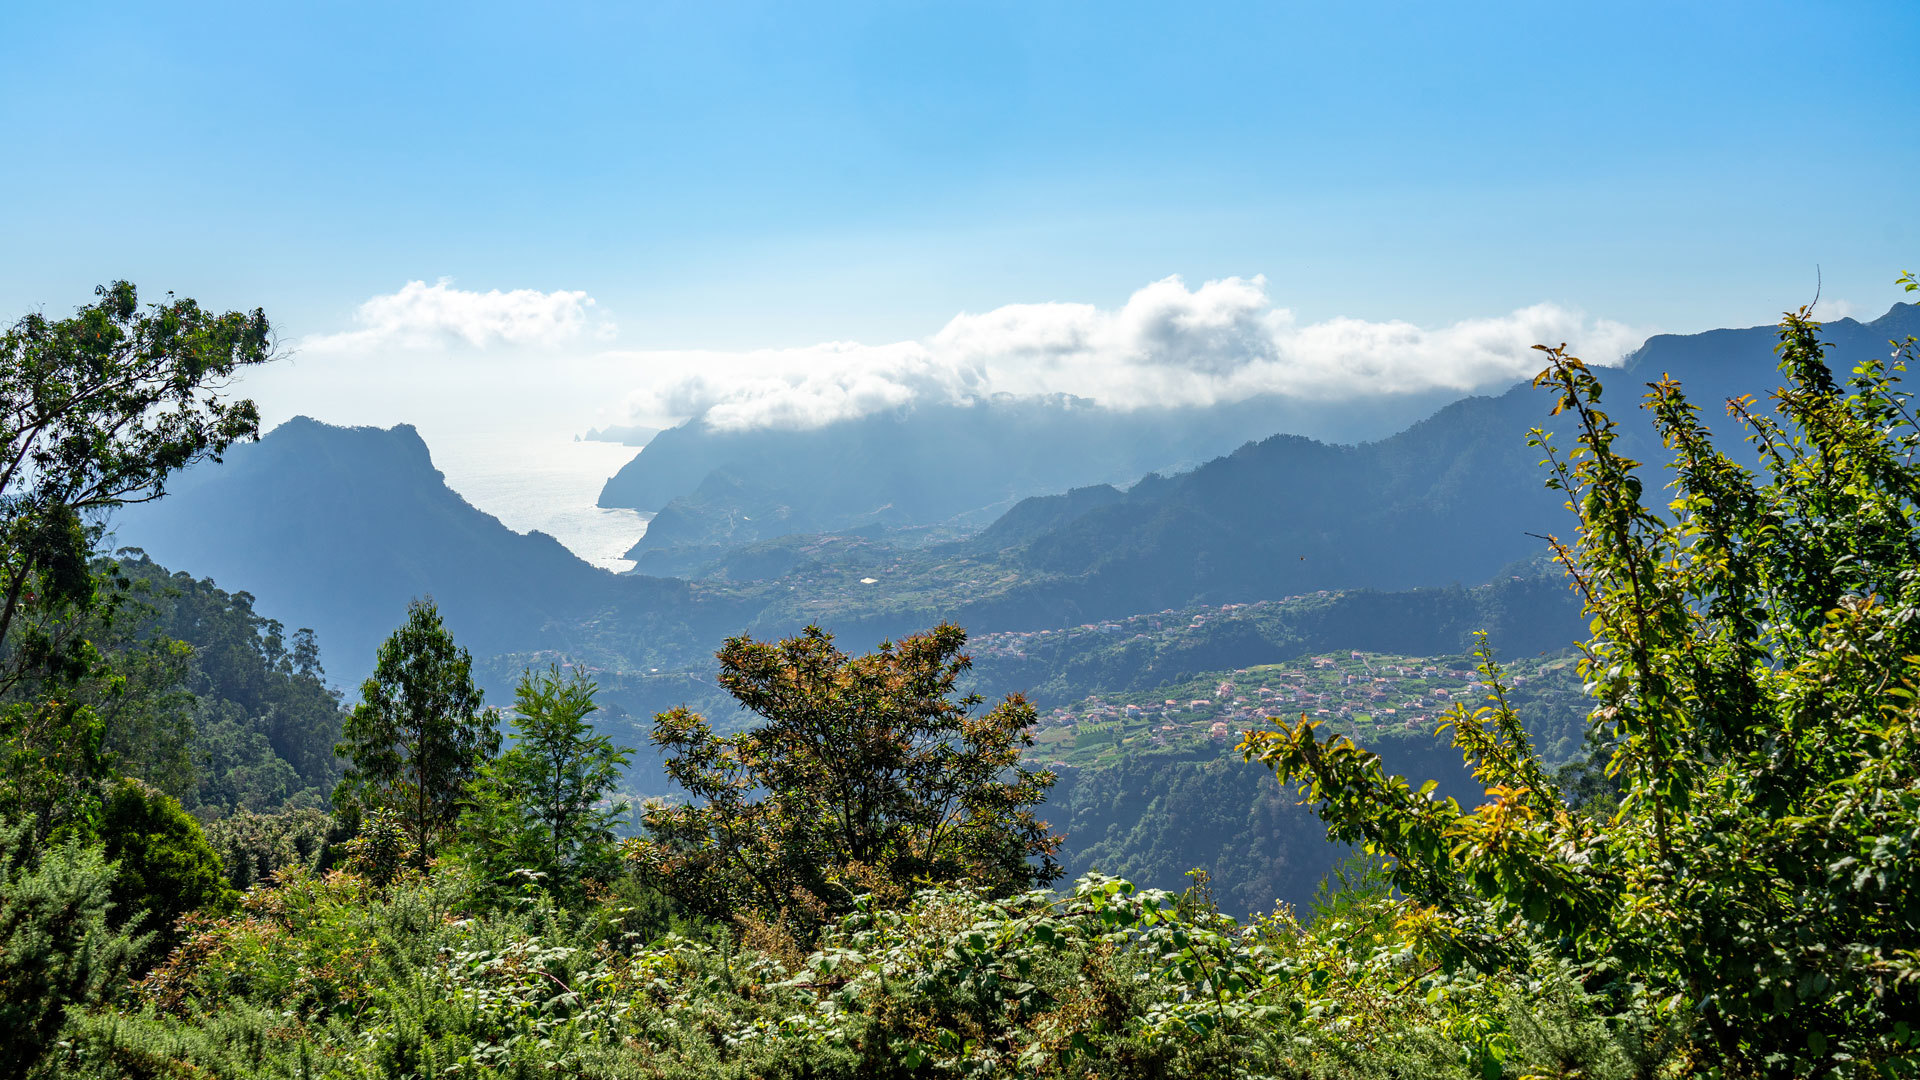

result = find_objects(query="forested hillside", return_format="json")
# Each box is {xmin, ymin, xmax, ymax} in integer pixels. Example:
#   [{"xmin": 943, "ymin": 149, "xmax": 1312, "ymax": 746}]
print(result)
[{"xmin": 100, "ymin": 555, "xmax": 346, "ymax": 817}]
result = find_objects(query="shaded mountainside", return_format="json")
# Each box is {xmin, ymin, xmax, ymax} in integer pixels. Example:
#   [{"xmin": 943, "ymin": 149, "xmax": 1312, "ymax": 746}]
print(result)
[
  {"xmin": 964, "ymin": 303, "xmax": 1920, "ymax": 621},
  {"xmin": 963, "ymin": 482, "xmax": 1125, "ymax": 553},
  {"xmin": 1050, "ymin": 734, "xmax": 1479, "ymax": 917},
  {"xmin": 603, "ymin": 391, "xmax": 1465, "ymax": 572},
  {"xmin": 111, "ymin": 417, "xmax": 740, "ymax": 685}
]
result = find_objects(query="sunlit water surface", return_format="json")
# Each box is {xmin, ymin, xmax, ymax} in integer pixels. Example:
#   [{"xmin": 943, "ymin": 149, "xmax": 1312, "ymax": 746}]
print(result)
[{"xmin": 424, "ymin": 427, "xmax": 652, "ymax": 573}]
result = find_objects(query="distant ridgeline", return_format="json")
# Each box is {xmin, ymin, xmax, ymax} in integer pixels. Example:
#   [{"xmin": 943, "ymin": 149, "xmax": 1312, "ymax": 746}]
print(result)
[
  {"xmin": 111, "ymin": 303, "xmax": 1917, "ymax": 689},
  {"xmin": 926, "ymin": 301, "xmax": 1920, "ymax": 623},
  {"xmin": 598, "ymin": 390, "xmax": 1466, "ymax": 575}
]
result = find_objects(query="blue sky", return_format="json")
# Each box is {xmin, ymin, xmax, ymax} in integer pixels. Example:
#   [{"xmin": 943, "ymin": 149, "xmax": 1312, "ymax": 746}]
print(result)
[{"xmin": 4, "ymin": 1, "xmax": 1917, "ymax": 444}]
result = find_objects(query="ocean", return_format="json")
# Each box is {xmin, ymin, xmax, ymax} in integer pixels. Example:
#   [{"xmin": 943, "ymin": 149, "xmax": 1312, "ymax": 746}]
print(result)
[{"xmin": 423, "ymin": 426, "xmax": 653, "ymax": 573}]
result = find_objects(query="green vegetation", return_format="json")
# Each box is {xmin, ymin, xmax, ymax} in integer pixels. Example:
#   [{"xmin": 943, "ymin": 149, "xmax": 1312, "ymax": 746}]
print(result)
[
  {"xmin": 1024, "ymin": 646, "xmax": 1587, "ymax": 769},
  {"xmin": 5, "ymin": 280, "xmax": 1920, "ymax": 1077},
  {"xmin": 1247, "ymin": 296, "xmax": 1920, "ymax": 1073},
  {"xmin": 200, "ymin": 806, "xmax": 336, "ymax": 892},
  {"xmin": 1, "ymin": 283, "xmax": 274, "ymax": 842},
  {"xmin": 459, "ymin": 665, "xmax": 631, "ymax": 897},
  {"xmin": 0, "ymin": 281, "xmax": 270, "ymax": 664},
  {"xmin": 104, "ymin": 554, "xmax": 347, "ymax": 815},
  {"xmin": 334, "ymin": 598, "xmax": 502, "ymax": 861},
  {"xmin": 40, "ymin": 860, "xmax": 1668, "ymax": 1080},
  {"xmin": 97, "ymin": 779, "xmax": 236, "ymax": 951},
  {"xmin": 961, "ymin": 572, "xmax": 1582, "ymax": 709},
  {"xmin": 0, "ymin": 820, "xmax": 146, "ymax": 1080},
  {"xmin": 628, "ymin": 624, "xmax": 1060, "ymax": 939}
]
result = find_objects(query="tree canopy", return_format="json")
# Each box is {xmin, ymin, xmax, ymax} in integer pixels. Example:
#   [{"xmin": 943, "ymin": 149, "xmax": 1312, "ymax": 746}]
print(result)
[
  {"xmin": 1, "ymin": 283, "xmax": 274, "ymax": 842},
  {"xmin": 458, "ymin": 665, "xmax": 630, "ymax": 894},
  {"xmin": 627, "ymin": 623, "xmax": 1062, "ymax": 935},
  {"xmin": 1, "ymin": 281, "xmax": 272, "ymax": 666}
]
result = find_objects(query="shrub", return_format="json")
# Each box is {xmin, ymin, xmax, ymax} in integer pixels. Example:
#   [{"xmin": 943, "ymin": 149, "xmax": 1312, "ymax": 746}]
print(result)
[
  {"xmin": 199, "ymin": 806, "xmax": 338, "ymax": 892},
  {"xmin": 0, "ymin": 818, "xmax": 144, "ymax": 1080},
  {"xmin": 1244, "ymin": 300, "xmax": 1920, "ymax": 1073},
  {"xmin": 99, "ymin": 779, "xmax": 236, "ymax": 947}
]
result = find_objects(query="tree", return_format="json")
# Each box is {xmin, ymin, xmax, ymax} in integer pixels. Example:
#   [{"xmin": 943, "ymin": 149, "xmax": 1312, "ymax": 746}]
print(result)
[
  {"xmin": 334, "ymin": 599, "xmax": 500, "ymax": 862},
  {"xmin": 1243, "ymin": 285, "xmax": 1920, "ymax": 1075},
  {"xmin": 627, "ymin": 623, "xmax": 1061, "ymax": 936},
  {"xmin": 107, "ymin": 555, "xmax": 347, "ymax": 816},
  {"xmin": 1, "ymin": 281, "xmax": 271, "ymax": 674},
  {"xmin": 200, "ymin": 806, "xmax": 336, "ymax": 892},
  {"xmin": 459, "ymin": 665, "xmax": 631, "ymax": 893},
  {"xmin": 0, "ymin": 283, "xmax": 272, "ymax": 841}
]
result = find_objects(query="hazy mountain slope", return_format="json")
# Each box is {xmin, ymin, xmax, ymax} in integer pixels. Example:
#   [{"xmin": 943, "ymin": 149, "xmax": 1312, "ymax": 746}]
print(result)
[
  {"xmin": 105, "ymin": 305, "xmax": 1917, "ymax": 682},
  {"xmin": 110, "ymin": 417, "xmax": 714, "ymax": 682},
  {"xmin": 967, "ymin": 304, "xmax": 1920, "ymax": 619},
  {"xmin": 963, "ymin": 483, "xmax": 1126, "ymax": 553},
  {"xmin": 601, "ymin": 390, "xmax": 1464, "ymax": 570}
]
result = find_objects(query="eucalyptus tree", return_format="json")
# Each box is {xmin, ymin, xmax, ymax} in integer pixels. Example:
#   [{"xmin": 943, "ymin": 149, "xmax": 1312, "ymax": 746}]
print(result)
[{"xmin": 1, "ymin": 282, "xmax": 272, "ymax": 837}]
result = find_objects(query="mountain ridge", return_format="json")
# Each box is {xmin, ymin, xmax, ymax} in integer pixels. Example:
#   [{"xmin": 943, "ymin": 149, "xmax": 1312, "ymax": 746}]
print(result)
[{"xmin": 111, "ymin": 416, "xmax": 731, "ymax": 686}]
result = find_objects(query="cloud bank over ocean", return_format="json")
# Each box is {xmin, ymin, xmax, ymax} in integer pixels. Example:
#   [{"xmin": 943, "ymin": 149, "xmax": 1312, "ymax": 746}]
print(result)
[
  {"xmin": 299, "ymin": 275, "xmax": 1642, "ymax": 435},
  {"xmin": 607, "ymin": 275, "xmax": 1642, "ymax": 431}
]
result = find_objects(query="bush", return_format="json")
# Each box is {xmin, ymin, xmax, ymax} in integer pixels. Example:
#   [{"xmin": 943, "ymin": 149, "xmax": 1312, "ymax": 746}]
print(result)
[
  {"xmin": 0, "ymin": 818, "xmax": 144, "ymax": 1080},
  {"xmin": 99, "ymin": 780, "xmax": 236, "ymax": 947},
  {"xmin": 1244, "ymin": 300, "xmax": 1920, "ymax": 1074},
  {"xmin": 43, "ymin": 851, "xmax": 1672, "ymax": 1080},
  {"xmin": 200, "ymin": 806, "xmax": 339, "ymax": 892}
]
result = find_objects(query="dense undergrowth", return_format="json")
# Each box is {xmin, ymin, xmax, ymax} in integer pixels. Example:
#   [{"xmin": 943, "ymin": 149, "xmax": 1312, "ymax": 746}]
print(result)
[{"xmin": 37, "ymin": 856, "xmax": 1673, "ymax": 1080}]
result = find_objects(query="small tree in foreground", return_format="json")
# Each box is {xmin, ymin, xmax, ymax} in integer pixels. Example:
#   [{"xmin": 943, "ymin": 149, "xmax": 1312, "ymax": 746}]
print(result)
[
  {"xmin": 1244, "ymin": 286, "xmax": 1920, "ymax": 1076},
  {"xmin": 334, "ymin": 599, "xmax": 499, "ymax": 862},
  {"xmin": 459, "ymin": 665, "xmax": 630, "ymax": 894},
  {"xmin": 627, "ymin": 623, "xmax": 1061, "ymax": 937}
]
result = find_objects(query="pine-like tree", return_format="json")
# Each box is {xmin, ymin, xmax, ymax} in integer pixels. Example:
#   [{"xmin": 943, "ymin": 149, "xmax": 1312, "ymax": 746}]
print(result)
[
  {"xmin": 333, "ymin": 599, "xmax": 499, "ymax": 861},
  {"xmin": 459, "ymin": 665, "xmax": 630, "ymax": 894}
]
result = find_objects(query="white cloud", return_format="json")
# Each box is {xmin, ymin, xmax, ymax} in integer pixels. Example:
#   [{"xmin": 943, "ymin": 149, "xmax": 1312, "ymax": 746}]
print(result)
[
  {"xmin": 640, "ymin": 339, "xmax": 987, "ymax": 432},
  {"xmin": 302, "ymin": 279, "xmax": 607, "ymax": 353},
  {"xmin": 1810, "ymin": 297, "xmax": 1859, "ymax": 322},
  {"xmin": 608, "ymin": 275, "xmax": 1642, "ymax": 431}
]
